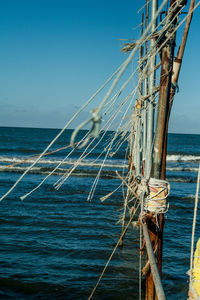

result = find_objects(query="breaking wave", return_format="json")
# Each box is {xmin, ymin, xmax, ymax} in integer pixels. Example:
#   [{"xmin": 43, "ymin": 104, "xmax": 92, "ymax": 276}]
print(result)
[
  {"xmin": 167, "ymin": 154, "xmax": 200, "ymax": 162},
  {"xmin": 0, "ymin": 156, "xmax": 127, "ymax": 169},
  {"xmin": 0, "ymin": 165, "xmax": 197, "ymax": 183},
  {"xmin": 0, "ymin": 165, "xmax": 119, "ymax": 179}
]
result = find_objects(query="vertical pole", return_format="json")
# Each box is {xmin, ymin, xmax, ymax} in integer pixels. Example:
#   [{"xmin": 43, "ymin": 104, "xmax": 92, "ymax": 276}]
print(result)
[
  {"xmin": 146, "ymin": 1, "xmax": 186, "ymax": 299},
  {"xmin": 143, "ymin": 223, "xmax": 166, "ymax": 300},
  {"xmin": 145, "ymin": 1, "xmax": 158, "ymax": 299},
  {"xmin": 142, "ymin": 0, "xmax": 149, "ymax": 173},
  {"xmin": 161, "ymin": 0, "xmax": 195, "ymax": 179},
  {"xmin": 136, "ymin": 13, "xmax": 144, "ymax": 176},
  {"xmin": 145, "ymin": 0, "xmax": 158, "ymax": 179}
]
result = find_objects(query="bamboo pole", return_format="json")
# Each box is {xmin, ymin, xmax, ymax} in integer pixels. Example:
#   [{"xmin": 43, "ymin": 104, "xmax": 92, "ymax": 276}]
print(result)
[
  {"xmin": 143, "ymin": 223, "xmax": 166, "ymax": 300},
  {"xmin": 161, "ymin": 0, "xmax": 195, "ymax": 178},
  {"xmin": 146, "ymin": 1, "xmax": 187, "ymax": 299},
  {"xmin": 136, "ymin": 13, "xmax": 144, "ymax": 176},
  {"xmin": 145, "ymin": 0, "xmax": 158, "ymax": 179},
  {"xmin": 145, "ymin": 0, "xmax": 158, "ymax": 298},
  {"xmin": 142, "ymin": 0, "xmax": 149, "ymax": 171}
]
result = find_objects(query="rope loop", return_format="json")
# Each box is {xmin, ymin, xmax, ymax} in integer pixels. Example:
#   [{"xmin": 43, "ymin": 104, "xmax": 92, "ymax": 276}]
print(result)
[
  {"xmin": 70, "ymin": 108, "xmax": 101, "ymax": 149},
  {"xmin": 144, "ymin": 178, "xmax": 170, "ymax": 214}
]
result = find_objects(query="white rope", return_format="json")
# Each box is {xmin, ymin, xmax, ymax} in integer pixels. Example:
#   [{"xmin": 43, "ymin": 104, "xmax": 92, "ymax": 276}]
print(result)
[
  {"xmin": 55, "ymin": 89, "xmax": 135, "ymax": 190},
  {"xmin": 10, "ymin": 0, "xmax": 190, "ymax": 201},
  {"xmin": 87, "ymin": 202, "xmax": 140, "ymax": 300},
  {"xmin": 0, "ymin": 65, "xmax": 124, "ymax": 202},
  {"xmin": 87, "ymin": 88, "xmax": 137, "ymax": 201},
  {"xmin": 20, "ymin": 133, "xmax": 89, "ymax": 200},
  {"xmin": 144, "ymin": 177, "xmax": 170, "ymax": 214},
  {"xmin": 100, "ymin": 183, "xmax": 123, "ymax": 202},
  {"xmin": 2, "ymin": 0, "xmax": 197, "ymax": 202},
  {"xmin": 54, "ymin": 96, "xmax": 124, "ymax": 187},
  {"xmin": 58, "ymin": 82, "xmax": 137, "ymax": 190},
  {"xmin": 55, "ymin": 115, "xmax": 116, "ymax": 189},
  {"xmin": 71, "ymin": 0, "xmax": 168, "ymax": 149},
  {"xmin": 21, "ymin": 80, "xmax": 131, "ymax": 198}
]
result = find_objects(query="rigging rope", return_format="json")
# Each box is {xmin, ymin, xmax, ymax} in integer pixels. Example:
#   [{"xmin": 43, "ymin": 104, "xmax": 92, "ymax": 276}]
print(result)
[
  {"xmin": 21, "ymin": 0, "xmax": 197, "ymax": 201},
  {"xmin": 70, "ymin": 0, "xmax": 168, "ymax": 149},
  {"xmin": 86, "ymin": 91, "xmax": 136, "ymax": 201},
  {"xmin": 0, "ymin": 64, "xmax": 123, "ymax": 201},
  {"xmin": 55, "ymin": 91, "xmax": 135, "ymax": 191},
  {"xmin": 2, "ymin": 144, "xmax": 75, "ymax": 171},
  {"xmin": 87, "ymin": 203, "xmax": 140, "ymax": 300}
]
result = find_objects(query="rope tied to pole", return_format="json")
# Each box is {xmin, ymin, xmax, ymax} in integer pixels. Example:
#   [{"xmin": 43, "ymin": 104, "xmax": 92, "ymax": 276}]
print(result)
[{"xmin": 144, "ymin": 177, "xmax": 170, "ymax": 214}]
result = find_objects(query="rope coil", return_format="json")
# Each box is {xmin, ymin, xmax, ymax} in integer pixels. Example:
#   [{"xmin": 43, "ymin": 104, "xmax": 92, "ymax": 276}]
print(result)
[{"xmin": 144, "ymin": 177, "xmax": 170, "ymax": 214}]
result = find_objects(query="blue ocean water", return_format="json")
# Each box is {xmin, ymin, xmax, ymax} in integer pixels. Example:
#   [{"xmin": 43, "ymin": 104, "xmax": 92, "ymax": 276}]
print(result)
[{"xmin": 0, "ymin": 126, "xmax": 199, "ymax": 299}]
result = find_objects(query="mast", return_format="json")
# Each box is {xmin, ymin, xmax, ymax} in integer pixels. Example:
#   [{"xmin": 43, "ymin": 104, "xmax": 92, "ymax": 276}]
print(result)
[
  {"xmin": 145, "ymin": 0, "xmax": 158, "ymax": 179},
  {"xmin": 161, "ymin": 0, "xmax": 196, "ymax": 178},
  {"xmin": 145, "ymin": 0, "xmax": 187, "ymax": 299}
]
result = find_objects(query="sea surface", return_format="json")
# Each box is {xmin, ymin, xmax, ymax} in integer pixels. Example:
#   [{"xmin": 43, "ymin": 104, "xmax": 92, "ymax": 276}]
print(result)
[{"xmin": 0, "ymin": 126, "xmax": 199, "ymax": 300}]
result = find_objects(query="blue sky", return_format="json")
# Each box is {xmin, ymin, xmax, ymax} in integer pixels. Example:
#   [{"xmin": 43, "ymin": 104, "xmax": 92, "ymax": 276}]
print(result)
[{"xmin": 0, "ymin": 0, "xmax": 199, "ymax": 133}]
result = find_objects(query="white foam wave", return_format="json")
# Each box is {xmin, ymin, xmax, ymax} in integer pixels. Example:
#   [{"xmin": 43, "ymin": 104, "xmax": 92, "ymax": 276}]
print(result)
[
  {"xmin": 0, "ymin": 154, "xmax": 199, "ymax": 172},
  {"xmin": 167, "ymin": 154, "xmax": 200, "ymax": 162},
  {"xmin": 0, "ymin": 156, "xmax": 127, "ymax": 169},
  {"xmin": 167, "ymin": 167, "xmax": 199, "ymax": 172}
]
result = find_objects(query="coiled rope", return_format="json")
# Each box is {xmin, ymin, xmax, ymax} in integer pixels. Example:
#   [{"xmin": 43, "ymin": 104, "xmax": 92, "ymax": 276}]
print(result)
[{"xmin": 144, "ymin": 178, "xmax": 170, "ymax": 214}]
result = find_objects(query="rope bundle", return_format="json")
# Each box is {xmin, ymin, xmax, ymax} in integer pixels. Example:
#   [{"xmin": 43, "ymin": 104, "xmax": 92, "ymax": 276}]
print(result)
[{"xmin": 144, "ymin": 177, "xmax": 170, "ymax": 214}]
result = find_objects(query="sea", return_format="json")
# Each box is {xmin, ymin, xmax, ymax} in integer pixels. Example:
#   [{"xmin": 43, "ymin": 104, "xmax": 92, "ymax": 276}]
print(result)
[{"xmin": 0, "ymin": 126, "xmax": 199, "ymax": 300}]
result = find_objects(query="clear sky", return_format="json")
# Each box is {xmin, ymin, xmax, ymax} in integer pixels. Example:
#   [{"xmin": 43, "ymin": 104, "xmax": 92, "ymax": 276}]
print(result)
[{"xmin": 0, "ymin": 0, "xmax": 199, "ymax": 134}]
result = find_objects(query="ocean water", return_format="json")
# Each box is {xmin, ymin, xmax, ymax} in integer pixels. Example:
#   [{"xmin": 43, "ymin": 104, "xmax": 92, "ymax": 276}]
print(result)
[{"xmin": 0, "ymin": 126, "xmax": 199, "ymax": 300}]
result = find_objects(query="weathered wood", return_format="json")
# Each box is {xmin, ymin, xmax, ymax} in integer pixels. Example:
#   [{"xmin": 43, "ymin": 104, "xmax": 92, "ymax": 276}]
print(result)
[
  {"xmin": 161, "ymin": 0, "xmax": 195, "ymax": 178},
  {"xmin": 145, "ymin": 1, "xmax": 187, "ymax": 299}
]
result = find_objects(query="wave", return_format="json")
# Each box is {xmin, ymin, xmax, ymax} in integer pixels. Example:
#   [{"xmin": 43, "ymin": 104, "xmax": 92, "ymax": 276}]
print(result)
[
  {"xmin": 167, "ymin": 176, "xmax": 197, "ymax": 183},
  {"xmin": 0, "ymin": 165, "xmax": 196, "ymax": 183},
  {"xmin": 1, "ymin": 153, "xmax": 200, "ymax": 167},
  {"xmin": 0, "ymin": 165, "xmax": 119, "ymax": 179},
  {"xmin": 0, "ymin": 156, "xmax": 127, "ymax": 169},
  {"xmin": 0, "ymin": 155, "xmax": 199, "ymax": 177},
  {"xmin": 167, "ymin": 167, "xmax": 199, "ymax": 172},
  {"xmin": 167, "ymin": 154, "xmax": 200, "ymax": 162}
]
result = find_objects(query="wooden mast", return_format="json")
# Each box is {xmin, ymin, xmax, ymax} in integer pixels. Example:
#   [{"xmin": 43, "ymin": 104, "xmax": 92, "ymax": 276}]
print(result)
[
  {"xmin": 161, "ymin": 0, "xmax": 196, "ymax": 179},
  {"xmin": 145, "ymin": 1, "xmax": 187, "ymax": 299}
]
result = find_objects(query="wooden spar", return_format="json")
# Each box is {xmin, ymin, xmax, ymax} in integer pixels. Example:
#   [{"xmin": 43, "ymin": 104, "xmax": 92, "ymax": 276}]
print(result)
[
  {"xmin": 161, "ymin": 0, "xmax": 196, "ymax": 179},
  {"xmin": 136, "ymin": 13, "xmax": 144, "ymax": 176},
  {"xmin": 145, "ymin": 1, "xmax": 187, "ymax": 299},
  {"xmin": 142, "ymin": 0, "xmax": 149, "ymax": 168},
  {"xmin": 143, "ymin": 223, "xmax": 166, "ymax": 300},
  {"xmin": 145, "ymin": 0, "xmax": 158, "ymax": 179}
]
